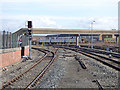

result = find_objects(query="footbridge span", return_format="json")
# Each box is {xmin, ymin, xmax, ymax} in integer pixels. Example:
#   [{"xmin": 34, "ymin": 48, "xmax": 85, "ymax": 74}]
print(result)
[{"xmin": 15, "ymin": 28, "xmax": 119, "ymax": 46}]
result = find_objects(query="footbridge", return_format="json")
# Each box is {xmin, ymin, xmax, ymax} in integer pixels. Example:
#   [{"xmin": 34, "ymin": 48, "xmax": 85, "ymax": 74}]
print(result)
[{"xmin": 14, "ymin": 28, "xmax": 119, "ymax": 46}]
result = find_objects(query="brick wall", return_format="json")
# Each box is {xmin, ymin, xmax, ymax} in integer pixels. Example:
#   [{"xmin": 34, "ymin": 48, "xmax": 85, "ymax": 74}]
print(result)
[{"xmin": 0, "ymin": 46, "xmax": 29, "ymax": 69}]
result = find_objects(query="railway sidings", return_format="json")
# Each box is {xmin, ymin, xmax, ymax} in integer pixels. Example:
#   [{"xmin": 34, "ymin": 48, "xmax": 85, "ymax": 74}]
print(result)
[{"xmin": 1, "ymin": 45, "xmax": 119, "ymax": 89}]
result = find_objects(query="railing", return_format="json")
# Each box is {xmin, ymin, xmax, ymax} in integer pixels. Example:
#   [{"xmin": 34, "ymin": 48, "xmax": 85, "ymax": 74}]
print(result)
[{"xmin": 0, "ymin": 31, "xmax": 29, "ymax": 49}]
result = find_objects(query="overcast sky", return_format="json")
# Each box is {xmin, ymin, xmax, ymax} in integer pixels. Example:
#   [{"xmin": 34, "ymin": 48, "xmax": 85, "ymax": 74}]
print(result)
[{"xmin": 0, "ymin": 0, "xmax": 119, "ymax": 32}]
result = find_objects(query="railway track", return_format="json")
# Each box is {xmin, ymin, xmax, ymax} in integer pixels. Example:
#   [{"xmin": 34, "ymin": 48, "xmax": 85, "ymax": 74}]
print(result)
[
  {"xmin": 54, "ymin": 45, "xmax": 120, "ymax": 58},
  {"xmin": 79, "ymin": 47, "xmax": 120, "ymax": 58},
  {"xmin": 80, "ymin": 45, "xmax": 119, "ymax": 53},
  {"xmin": 1, "ymin": 47, "xmax": 58, "ymax": 89},
  {"xmin": 59, "ymin": 46, "xmax": 120, "ymax": 71},
  {"xmin": 0, "ymin": 48, "xmax": 45, "ymax": 86},
  {"xmin": 0, "ymin": 50, "xmax": 45, "ymax": 75}
]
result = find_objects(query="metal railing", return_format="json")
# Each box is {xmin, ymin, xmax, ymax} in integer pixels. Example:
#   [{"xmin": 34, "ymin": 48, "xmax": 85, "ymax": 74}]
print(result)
[{"xmin": 0, "ymin": 31, "xmax": 29, "ymax": 49}]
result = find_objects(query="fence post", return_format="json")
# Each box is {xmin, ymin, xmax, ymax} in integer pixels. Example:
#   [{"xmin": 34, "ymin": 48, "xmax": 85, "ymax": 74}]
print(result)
[
  {"xmin": 3, "ymin": 31, "xmax": 5, "ymax": 49},
  {"xmin": 6, "ymin": 31, "xmax": 9, "ymax": 48},
  {"xmin": 0, "ymin": 32, "xmax": 2, "ymax": 49},
  {"xmin": 10, "ymin": 32, "xmax": 12, "ymax": 48}
]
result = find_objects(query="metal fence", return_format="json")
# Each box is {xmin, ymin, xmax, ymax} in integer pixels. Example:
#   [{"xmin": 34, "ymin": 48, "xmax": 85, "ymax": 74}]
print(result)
[
  {"xmin": 0, "ymin": 31, "xmax": 2, "ymax": 49},
  {"xmin": 0, "ymin": 31, "xmax": 29, "ymax": 49}
]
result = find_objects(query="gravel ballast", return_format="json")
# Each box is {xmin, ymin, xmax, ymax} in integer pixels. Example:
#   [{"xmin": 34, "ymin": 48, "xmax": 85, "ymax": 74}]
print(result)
[
  {"xmin": 1, "ymin": 46, "xmax": 118, "ymax": 89},
  {"xmin": 36, "ymin": 47, "xmax": 119, "ymax": 89}
]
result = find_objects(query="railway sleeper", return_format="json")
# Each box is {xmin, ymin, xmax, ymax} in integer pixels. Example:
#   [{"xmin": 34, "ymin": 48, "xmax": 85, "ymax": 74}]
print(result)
[
  {"xmin": 92, "ymin": 80, "xmax": 103, "ymax": 90},
  {"xmin": 78, "ymin": 60, "xmax": 87, "ymax": 69},
  {"xmin": 75, "ymin": 56, "xmax": 87, "ymax": 69}
]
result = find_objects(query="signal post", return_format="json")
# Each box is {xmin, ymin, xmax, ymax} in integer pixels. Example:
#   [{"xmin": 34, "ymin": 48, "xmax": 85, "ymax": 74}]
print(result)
[{"xmin": 28, "ymin": 21, "xmax": 32, "ymax": 59}]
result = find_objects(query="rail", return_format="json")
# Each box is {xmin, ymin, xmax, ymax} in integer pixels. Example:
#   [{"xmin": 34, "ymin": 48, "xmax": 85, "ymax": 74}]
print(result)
[{"xmin": 1, "ymin": 47, "xmax": 58, "ymax": 89}]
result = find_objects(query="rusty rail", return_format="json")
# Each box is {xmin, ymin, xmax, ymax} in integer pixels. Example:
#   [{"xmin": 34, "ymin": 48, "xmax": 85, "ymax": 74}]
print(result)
[
  {"xmin": 26, "ymin": 52, "xmax": 58, "ymax": 89},
  {"xmin": 1, "ymin": 47, "xmax": 58, "ymax": 89}
]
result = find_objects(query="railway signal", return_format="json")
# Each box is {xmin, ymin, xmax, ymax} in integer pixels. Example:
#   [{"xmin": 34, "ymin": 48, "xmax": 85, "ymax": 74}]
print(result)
[
  {"xmin": 28, "ymin": 21, "xmax": 32, "ymax": 59},
  {"xmin": 28, "ymin": 21, "xmax": 32, "ymax": 28},
  {"xmin": 28, "ymin": 30, "xmax": 32, "ymax": 35}
]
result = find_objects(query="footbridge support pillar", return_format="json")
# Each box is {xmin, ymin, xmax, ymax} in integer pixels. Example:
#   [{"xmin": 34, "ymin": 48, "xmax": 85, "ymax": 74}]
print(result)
[{"xmin": 76, "ymin": 34, "xmax": 80, "ymax": 47}]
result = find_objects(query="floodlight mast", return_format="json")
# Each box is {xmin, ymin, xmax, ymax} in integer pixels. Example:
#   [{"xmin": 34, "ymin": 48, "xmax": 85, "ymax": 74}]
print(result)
[{"xmin": 91, "ymin": 21, "xmax": 95, "ymax": 49}]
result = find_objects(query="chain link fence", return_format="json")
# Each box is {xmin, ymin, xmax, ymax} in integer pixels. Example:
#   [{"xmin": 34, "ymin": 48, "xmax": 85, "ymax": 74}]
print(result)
[{"xmin": 0, "ymin": 31, "xmax": 29, "ymax": 49}]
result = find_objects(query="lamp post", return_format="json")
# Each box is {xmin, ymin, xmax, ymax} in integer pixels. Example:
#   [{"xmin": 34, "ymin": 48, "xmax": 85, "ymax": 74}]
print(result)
[{"xmin": 91, "ymin": 21, "xmax": 95, "ymax": 49}]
